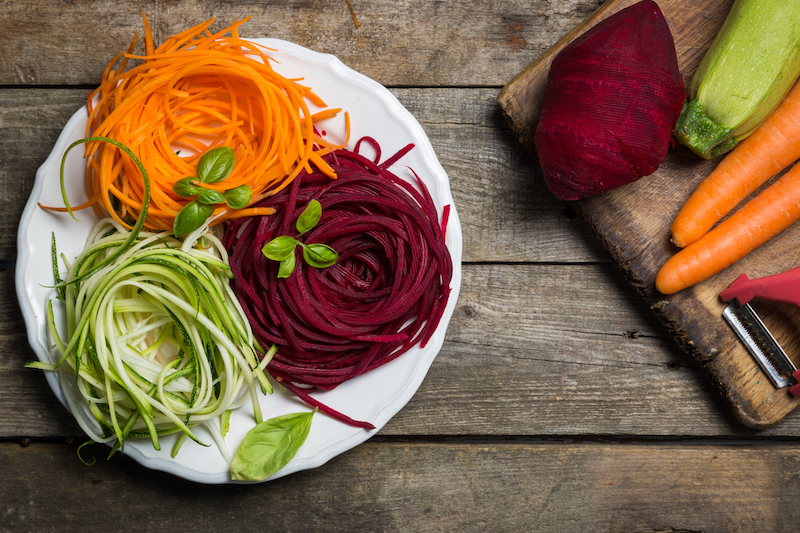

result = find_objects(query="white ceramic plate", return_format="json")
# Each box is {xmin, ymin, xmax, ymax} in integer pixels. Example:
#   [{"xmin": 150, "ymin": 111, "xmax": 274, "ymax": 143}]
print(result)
[{"xmin": 15, "ymin": 39, "xmax": 462, "ymax": 484}]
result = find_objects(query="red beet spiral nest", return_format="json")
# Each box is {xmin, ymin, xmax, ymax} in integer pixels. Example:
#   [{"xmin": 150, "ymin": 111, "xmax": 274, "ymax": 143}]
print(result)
[{"xmin": 223, "ymin": 139, "xmax": 453, "ymax": 428}]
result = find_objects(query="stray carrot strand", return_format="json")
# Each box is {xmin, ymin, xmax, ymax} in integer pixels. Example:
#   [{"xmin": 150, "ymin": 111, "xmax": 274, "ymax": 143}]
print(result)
[
  {"xmin": 346, "ymin": 0, "xmax": 360, "ymax": 29},
  {"xmin": 216, "ymin": 206, "xmax": 276, "ymax": 222}
]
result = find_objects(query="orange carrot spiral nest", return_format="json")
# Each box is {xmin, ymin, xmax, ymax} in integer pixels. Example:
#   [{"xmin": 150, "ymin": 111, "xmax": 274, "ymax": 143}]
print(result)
[{"xmin": 56, "ymin": 15, "xmax": 348, "ymax": 231}]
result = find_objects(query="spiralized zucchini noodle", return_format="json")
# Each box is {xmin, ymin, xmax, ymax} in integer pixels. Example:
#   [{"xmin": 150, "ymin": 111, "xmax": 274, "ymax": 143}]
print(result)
[{"xmin": 31, "ymin": 218, "xmax": 274, "ymax": 460}]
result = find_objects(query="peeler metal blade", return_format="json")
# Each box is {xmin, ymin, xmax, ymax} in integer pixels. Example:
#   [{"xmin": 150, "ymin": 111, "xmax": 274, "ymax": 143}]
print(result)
[{"xmin": 722, "ymin": 301, "xmax": 797, "ymax": 389}]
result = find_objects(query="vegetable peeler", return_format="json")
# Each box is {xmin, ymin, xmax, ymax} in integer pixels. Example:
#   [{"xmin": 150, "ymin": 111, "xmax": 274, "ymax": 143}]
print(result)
[{"xmin": 720, "ymin": 268, "xmax": 800, "ymax": 396}]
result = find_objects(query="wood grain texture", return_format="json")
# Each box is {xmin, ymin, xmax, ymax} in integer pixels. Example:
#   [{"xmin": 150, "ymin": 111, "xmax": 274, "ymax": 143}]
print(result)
[
  {"xmin": 5, "ymin": 0, "xmax": 800, "ymax": 527},
  {"xmin": 2, "ymin": 440, "xmax": 800, "ymax": 533},
  {"xmin": 0, "ymin": 0, "xmax": 604, "ymax": 87},
  {"xmin": 497, "ymin": 0, "xmax": 800, "ymax": 427}
]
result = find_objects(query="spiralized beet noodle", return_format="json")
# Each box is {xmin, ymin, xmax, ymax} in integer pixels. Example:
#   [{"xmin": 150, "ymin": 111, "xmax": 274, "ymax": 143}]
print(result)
[{"xmin": 223, "ymin": 138, "xmax": 453, "ymax": 429}]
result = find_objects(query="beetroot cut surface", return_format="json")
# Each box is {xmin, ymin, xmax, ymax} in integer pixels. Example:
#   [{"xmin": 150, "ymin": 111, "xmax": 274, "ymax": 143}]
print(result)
[
  {"xmin": 223, "ymin": 139, "xmax": 453, "ymax": 429},
  {"xmin": 533, "ymin": 0, "xmax": 685, "ymax": 201}
]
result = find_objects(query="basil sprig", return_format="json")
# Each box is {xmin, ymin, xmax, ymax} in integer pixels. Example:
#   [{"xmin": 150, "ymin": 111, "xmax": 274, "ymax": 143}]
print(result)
[
  {"xmin": 196, "ymin": 146, "xmax": 235, "ymax": 184},
  {"xmin": 172, "ymin": 146, "xmax": 253, "ymax": 237},
  {"xmin": 261, "ymin": 200, "xmax": 338, "ymax": 278},
  {"xmin": 223, "ymin": 185, "xmax": 253, "ymax": 210},
  {"xmin": 172, "ymin": 177, "xmax": 198, "ymax": 198},
  {"xmin": 230, "ymin": 408, "xmax": 317, "ymax": 481}
]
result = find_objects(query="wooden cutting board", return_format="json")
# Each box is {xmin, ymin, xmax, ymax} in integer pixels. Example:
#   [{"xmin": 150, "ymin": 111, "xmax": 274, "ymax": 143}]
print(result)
[{"xmin": 498, "ymin": 0, "xmax": 800, "ymax": 428}]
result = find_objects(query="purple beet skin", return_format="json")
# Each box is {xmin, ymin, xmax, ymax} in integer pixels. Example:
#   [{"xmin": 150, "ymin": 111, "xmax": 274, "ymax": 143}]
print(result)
[{"xmin": 534, "ymin": 0, "xmax": 685, "ymax": 201}]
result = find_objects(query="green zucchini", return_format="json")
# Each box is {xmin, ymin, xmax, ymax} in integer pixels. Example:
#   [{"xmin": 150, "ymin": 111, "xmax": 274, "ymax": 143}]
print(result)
[{"xmin": 674, "ymin": 0, "xmax": 800, "ymax": 159}]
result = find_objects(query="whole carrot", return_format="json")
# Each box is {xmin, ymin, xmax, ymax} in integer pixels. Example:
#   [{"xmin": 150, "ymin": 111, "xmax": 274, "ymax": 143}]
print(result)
[
  {"xmin": 671, "ymin": 80, "xmax": 800, "ymax": 248},
  {"xmin": 656, "ymin": 162, "xmax": 800, "ymax": 294}
]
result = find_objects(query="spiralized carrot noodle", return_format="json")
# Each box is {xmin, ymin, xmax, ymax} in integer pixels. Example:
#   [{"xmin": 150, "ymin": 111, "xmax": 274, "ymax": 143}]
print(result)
[{"xmin": 52, "ymin": 13, "xmax": 348, "ymax": 231}]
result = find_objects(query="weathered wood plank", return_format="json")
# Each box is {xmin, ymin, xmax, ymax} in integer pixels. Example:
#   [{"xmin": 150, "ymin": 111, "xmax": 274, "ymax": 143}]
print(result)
[
  {"xmin": 395, "ymin": 87, "xmax": 605, "ymax": 263},
  {"xmin": 5, "ymin": 0, "xmax": 793, "ymax": 528},
  {"xmin": 8, "ymin": 262, "xmax": 800, "ymax": 439},
  {"xmin": 2, "ymin": 440, "xmax": 799, "ymax": 533},
  {"xmin": 1, "ymin": 0, "xmax": 603, "ymax": 87},
  {"xmin": 1, "ymin": 87, "xmax": 604, "ymax": 263},
  {"xmin": 0, "ymin": 89, "xmax": 94, "ymax": 261}
]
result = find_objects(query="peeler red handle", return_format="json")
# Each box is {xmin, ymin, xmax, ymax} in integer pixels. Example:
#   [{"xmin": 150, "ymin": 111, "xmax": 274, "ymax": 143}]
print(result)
[
  {"xmin": 720, "ymin": 265, "xmax": 800, "ymax": 308},
  {"xmin": 791, "ymin": 371, "xmax": 800, "ymax": 397}
]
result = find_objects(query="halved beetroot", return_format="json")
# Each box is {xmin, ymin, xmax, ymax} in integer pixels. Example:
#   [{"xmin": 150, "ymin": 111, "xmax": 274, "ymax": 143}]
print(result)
[{"xmin": 534, "ymin": 0, "xmax": 684, "ymax": 201}]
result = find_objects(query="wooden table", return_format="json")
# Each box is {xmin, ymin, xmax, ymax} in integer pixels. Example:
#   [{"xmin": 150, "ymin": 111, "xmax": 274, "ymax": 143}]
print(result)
[{"xmin": 3, "ymin": 1, "xmax": 800, "ymax": 531}]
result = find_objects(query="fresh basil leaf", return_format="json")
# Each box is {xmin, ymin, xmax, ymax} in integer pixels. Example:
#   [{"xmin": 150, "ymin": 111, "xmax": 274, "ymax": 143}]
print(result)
[
  {"xmin": 230, "ymin": 409, "xmax": 316, "ymax": 481},
  {"xmin": 302, "ymin": 243, "xmax": 338, "ymax": 268},
  {"xmin": 196, "ymin": 187, "xmax": 225, "ymax": 205},
  {"xmin": 296, "ymin": 199, "xmax": 322, "ymax": 235},
  {"xmin": 173, "ymin": 200, "xmax": 214, "ymax": 237},
  {"xmin": 224, "ymin": 185, "xmax": 253, "ymax": 210},
  {"xmin": 196, "ymin": 146, "xmax": 235, "ymax": 184},
  {"xmin": 173, "ymin": 177, "xmax": 198, "ymax": 198},
  {"xmin": 262, "ymin": 236, "xmax": 297, "ymax": 261},
  {"xmin": 277, "ymin": 253, "xmax": 296, "ymax": 278}
]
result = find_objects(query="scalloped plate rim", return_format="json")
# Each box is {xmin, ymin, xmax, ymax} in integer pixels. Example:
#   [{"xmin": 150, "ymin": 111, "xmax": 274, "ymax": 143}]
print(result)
[{"xmin": 15, "ymin": 38, "xmax": 462, "ymax": 484}]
